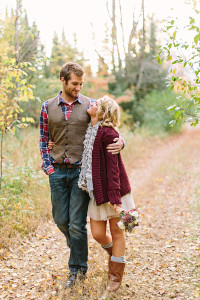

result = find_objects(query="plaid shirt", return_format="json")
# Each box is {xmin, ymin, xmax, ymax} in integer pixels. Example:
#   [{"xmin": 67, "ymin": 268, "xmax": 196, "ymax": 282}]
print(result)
[
  {"xmin": 40, "ymin": 92, "xmax": 125, "ymax": 175},
  {"xmin": 40, "ymin": 92, "xmax": 82, "ymax": 175}
]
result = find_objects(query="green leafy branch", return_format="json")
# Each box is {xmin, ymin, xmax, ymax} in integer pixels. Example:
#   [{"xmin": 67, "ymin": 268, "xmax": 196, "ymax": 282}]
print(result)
[{"xmin": 157, "ymin": 0, "xmax": 200, "ymax": 127}]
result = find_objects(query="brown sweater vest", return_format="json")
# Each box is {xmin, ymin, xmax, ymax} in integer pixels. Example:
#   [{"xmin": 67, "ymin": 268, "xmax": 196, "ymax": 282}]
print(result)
[{"xmin": 48, "ymin": 94, "xmax": 90, "ymax": 164}]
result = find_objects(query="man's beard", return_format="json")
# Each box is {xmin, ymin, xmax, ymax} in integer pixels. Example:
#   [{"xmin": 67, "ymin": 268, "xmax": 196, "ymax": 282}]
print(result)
[{"xmin": 65, "ymin": 88, "xmax": 77, "ymax": 100}]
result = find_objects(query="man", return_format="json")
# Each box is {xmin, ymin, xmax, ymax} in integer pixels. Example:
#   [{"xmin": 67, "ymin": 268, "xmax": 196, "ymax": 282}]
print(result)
[{"xmin": 40, "ymin": 62, "xmax": 123, "ymax": 288}]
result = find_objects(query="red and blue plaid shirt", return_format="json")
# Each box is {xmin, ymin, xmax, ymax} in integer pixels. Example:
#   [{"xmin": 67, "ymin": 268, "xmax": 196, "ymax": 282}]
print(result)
[
  {"xmin": 40, "ymin": 92, "xmax": 83, "ymax": 175},
  {"xmin": 40, "ymin": 92, "xmax": 125, "ymax": 175}
]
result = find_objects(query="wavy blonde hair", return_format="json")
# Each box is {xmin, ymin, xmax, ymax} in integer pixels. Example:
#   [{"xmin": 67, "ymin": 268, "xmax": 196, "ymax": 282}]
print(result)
[{"xmin": 97, "ymin": 95, "xmax": 120, "ymax": 130}]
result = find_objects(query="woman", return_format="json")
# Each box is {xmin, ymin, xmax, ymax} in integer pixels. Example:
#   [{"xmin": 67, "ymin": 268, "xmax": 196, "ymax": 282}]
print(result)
[{"xmin": 78, "ymin": 96, "xmax": 135, "ymax": 292}]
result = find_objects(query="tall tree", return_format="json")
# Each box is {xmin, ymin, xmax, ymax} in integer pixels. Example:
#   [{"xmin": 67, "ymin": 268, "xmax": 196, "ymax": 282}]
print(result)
[
  {"xmin": 0, "ymin": 0, "xmax": 45, "ymax": 188},
  {"xmin": 49, "ymin": 29, "xmax": 87, "ymax": 77},
  {"xmin": 106, "ymin": 0, "xmax": 122, "ymax": 72},
  {"xmin": 149, "ymin": 15, "xmax": 157, "ymax": 57},
  {"xmin": 104, "ymin": 0, "xmax": 167, "ymax": 94}
]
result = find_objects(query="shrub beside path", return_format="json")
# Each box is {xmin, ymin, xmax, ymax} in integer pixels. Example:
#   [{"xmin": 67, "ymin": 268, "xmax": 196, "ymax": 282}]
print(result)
[{"xmin": 0, "ymin": 126, "xmax": 200, "ymax": 299}]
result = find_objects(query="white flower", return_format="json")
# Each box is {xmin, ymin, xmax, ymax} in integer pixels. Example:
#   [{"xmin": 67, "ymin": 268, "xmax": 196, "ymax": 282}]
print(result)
[
  {"xmin": 129, "ymin": 211, "xmax": 139, "ymax": 218},
  {"xmin": 117, "ymin": 221, "xmax": 125, "ymax": 230}
]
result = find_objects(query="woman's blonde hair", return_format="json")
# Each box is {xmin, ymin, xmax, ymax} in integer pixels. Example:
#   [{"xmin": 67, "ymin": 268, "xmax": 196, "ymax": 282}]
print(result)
[{"xmin": 97, "ymin": 95, "xmax": 120, "ymax": 130}]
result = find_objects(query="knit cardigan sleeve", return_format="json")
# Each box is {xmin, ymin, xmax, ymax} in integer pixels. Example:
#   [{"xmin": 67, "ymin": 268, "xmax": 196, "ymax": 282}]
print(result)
[{"xmin": 101, "ymin": 127, "xmax": 122, "ymax": 205}]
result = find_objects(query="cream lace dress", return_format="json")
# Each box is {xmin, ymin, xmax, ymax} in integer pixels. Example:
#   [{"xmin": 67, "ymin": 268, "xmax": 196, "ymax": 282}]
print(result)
[{"xmin": 78, "ymin": 122, "xmax": 135, "ymax": 221}]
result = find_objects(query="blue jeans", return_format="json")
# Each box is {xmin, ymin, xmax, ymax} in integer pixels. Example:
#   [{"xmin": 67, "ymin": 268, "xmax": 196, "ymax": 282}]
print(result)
[{"xmin": 49, "ymin": 167, "xmax": 89, "ymax": 275}]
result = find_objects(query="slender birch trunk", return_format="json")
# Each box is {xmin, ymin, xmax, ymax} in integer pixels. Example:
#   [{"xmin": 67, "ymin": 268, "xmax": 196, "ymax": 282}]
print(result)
[{"xmin": 0, "ymin": 131, "xmax": 3, "ymax": 191}]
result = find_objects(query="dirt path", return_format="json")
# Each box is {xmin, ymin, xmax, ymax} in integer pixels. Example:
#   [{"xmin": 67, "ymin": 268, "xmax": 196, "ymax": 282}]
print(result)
[{"xmin": 0, "ymin": 126, "xmax": 200, "ymax": 300}]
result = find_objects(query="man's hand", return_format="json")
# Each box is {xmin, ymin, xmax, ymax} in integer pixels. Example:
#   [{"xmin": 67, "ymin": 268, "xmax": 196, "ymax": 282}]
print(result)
[{"xmin": 106, "ymin": 138, "xmax": 123, "ymax": 155}]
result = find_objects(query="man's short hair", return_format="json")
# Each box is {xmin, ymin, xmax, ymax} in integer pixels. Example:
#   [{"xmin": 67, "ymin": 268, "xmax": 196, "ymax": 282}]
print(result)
[{"xmin": 60, "ymin": 62, "xmax": 84, "ymax": 83}]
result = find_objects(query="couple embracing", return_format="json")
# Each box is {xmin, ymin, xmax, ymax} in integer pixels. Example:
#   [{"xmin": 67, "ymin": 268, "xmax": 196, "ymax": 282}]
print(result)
[{"xmin": 40, "ymin": 62, "xmax": 135, "ymax": 291}]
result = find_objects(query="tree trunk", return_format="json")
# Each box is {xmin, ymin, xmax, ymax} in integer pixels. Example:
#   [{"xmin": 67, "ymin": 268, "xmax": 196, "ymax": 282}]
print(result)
[
  {"xmin": 112, "ymin": 0, "xmax": 122, "ymax": 71},
  {"xmin": 118, "ymin": 0, "xmax": 126, "ymax": 59},
  {"xmin": 126, "ymin": 2, "xmax": 142, "ymax": 79},
  {"xmin": 107, "ymin": 0, "xmax": 122, "ymax": 72},
  {"xmin": 141, "ymin": 0, "xmax": 145, "ymax": 56},
  {"xmin": 0, "ymin": 131, "xmax": 3, "ymax": 191},
  {"xmin": 136, "ymin": 0, "xmax": 145, "ymax": 91},
  {"xmin": 15, "ymin": 0, "xmax": 20, "ymax": 115},
  {"xmin": 15, "ymin": 0, "xmax": 20, "ymax": 64},
  {"xmin": 111, "ymin": 0, "xmax": 116, "ymax": 72}
]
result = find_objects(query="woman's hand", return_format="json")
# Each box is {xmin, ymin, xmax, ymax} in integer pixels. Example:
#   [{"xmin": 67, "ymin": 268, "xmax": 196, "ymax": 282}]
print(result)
[
  {"xmin": 106, "ymin": 138, "xmax": 123, "ymax": 154},
  {"xmin": 113, "ymin": 204, "xmax": 122, "ymax": 212},
  {"xmin": 108, "ymin": 203, "xmax": 123, "ymax": 214},
  {"xmin": 48, "ymin": 139, "xmax": 55, "ymax": 150}
]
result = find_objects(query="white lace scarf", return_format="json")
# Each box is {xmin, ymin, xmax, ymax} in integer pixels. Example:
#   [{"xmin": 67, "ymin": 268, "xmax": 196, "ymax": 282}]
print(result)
[{"xmin": 78, "ymin": 121, "xmax": 100, "ymax": 199}]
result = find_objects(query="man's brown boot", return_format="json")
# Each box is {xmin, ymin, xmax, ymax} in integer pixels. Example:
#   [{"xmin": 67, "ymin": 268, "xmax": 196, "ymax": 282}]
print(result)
[{"xmin": 107, "ymin": 260, "xmax": 125, "ymax": 292}]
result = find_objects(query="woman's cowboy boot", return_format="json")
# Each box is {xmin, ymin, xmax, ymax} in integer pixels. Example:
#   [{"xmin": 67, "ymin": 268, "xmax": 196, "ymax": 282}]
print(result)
[
  {"xmin": 104, "ymin": 246, "xmax": 112, "ymax": 257},
  {"xmin": 102, "ymin": 246, "xmax": 112, "ymax": 277},
  {"xmin": 107, "ymin": 260, "xmax": 125, "ymax": 292}
]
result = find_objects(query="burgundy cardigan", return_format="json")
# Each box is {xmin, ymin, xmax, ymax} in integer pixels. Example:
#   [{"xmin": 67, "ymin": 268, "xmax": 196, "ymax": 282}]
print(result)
[{"xmin": 92, "ymin": 126, "xmax": 131, "ymax": 206}]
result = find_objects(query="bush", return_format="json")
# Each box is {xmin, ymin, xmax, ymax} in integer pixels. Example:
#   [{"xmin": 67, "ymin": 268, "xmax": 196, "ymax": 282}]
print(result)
[
  {"xmin": 135, "ymin": 89, "xmax": 183, "ymax": 135},
  {"xmin": 21, "ymin": 76, "xmax": 60, "ymax": 126},
  {"xmin": 0, "ymin": 128, "xmax": 51, "ymax": 250}
]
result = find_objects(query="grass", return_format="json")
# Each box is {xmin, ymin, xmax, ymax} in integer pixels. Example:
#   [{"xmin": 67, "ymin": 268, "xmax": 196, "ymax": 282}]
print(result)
[{"xmin": 0, "ymin": 127, "xmax": 51, "ymax": 250}]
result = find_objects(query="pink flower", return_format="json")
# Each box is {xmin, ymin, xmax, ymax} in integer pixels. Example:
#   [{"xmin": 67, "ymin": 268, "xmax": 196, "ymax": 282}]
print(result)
[{"xmin": 118, "ymin": 208, "xmax": 139, "ymax": 232}]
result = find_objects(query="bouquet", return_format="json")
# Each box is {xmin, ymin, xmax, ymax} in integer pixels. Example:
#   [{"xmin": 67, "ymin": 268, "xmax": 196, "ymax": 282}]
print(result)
[
  {"xmin": 117, "ymin": 208, "xmax": 139, "ymax": 232},
  {"xmin": 108, "ymin": 203, "xmax": 139, "ymax": 232}
]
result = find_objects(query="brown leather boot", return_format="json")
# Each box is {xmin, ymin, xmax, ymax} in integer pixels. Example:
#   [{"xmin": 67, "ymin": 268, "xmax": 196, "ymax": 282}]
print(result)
[
  {"xmin": 104, "ymin": 246, "xmax": 112, "ymax": 256},
  {"xmin": 107, "ymin": 260, "xmax": 125, "ymax": 292},
  {"xmin": 102, "ymin": 246, "xmax": 112, "ymax": 277}
]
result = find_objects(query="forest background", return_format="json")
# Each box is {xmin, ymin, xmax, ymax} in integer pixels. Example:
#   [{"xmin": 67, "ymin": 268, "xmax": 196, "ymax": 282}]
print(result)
[
  {"xmin": 0, "ymin": 0, "xmax": 200, "ymax": 299},
  {"xmin": 0, "ymin": 0, "xmax": 199, "ymax": 266}
]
